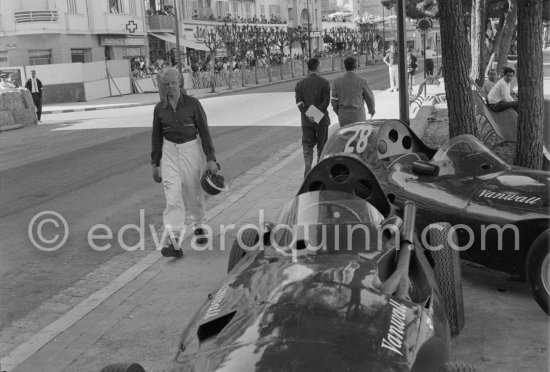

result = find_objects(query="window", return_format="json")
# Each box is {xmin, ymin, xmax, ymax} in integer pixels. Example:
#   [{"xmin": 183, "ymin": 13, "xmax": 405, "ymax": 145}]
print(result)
[
  {"xmin": 269, "ymin": 5, "xmax": 280, "ymax": 15},
  {"xmin": 71, "ymin": 49, "xmax": 91, "ymax": 63},
  {"xmin": 129, "ymin": 0, "xmax": 137, "ymax": 15},
  {"xmin": 29, "ymin": 50, "xmax": 52, "ymax": 65},
  {"xmin": 260, "ymin": 4, "xmax": 265, "ymax": 15},
  {"xmin": 67, "ymin": 0, "xmax": 77, "ymax": 14},
  {"xmin": 245, "ymin": 3, "xmax": 251, "ymax": 17},
  {"xmin": 232, "ymin": 1, "xmax": 239, "ymax": 15},
  {"xmin": 288, "ymin": 7, "xmax": 293, "ymax": 21},
  {"xmin": 216, "ymin": 1, "xmax": 224, "ymax": 16},
  {"xmin": 108, "ymin": 0, "xmax": 123, "ymax": 13}
]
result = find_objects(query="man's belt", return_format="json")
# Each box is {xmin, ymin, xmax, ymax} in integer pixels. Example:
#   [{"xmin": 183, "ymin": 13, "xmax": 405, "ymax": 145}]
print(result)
[{"xmin": 165, "ymin": 136, "xmax": 197, "ymax": 145}]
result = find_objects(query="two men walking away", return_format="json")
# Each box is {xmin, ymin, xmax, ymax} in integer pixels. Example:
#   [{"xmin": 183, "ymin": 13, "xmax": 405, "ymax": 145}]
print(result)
[
  {"xmin": 295, "ymin": 58, "xmax": 331, "ymax": 178},
  {"xmin": 331, "ymin": 57, "xmax": 375, "ymax": 127}
]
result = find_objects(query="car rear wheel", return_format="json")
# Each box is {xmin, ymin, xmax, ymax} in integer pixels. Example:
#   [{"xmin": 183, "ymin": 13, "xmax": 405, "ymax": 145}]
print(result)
[
  {"xmin": 227, "ymin": 229, "xmax": 259, "ymax": 273},
  {"xmin": 526, "ymin": 229, "xmax": 550, "ymax": 315},
  {"xmin": 99, "ymin": 363, "xmax": 146, "ymax": 372},
  {"xmin": 428, "ymin": 222, "xmax": 465, "ymax": 337}
]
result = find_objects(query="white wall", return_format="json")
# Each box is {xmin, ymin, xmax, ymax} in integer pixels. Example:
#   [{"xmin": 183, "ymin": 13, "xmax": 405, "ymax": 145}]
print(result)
[
  {"xmin": 21, "ymin": 60, "xmax": 132, "ymax": 101},
  {"xmin": 24, "ymin": 63, "xmax": 83, "ymax": 85},
  {"xmin": 82, "ymin": 61, "xmax": 110, "ymax": 100}
]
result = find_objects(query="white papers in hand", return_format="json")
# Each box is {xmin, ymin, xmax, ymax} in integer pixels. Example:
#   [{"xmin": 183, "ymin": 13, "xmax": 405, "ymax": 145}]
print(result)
[{"xmin": 305, "ymin": 105, "xmax": 324, "ymax": 124}]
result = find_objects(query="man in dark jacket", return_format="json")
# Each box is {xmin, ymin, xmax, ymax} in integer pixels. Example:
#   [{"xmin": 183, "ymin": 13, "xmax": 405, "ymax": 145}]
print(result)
[
  {"xmin": 25, "ymin": 70, "xmax": 43, "ymax": 122},
  {"xmin": 295, "ymin": 58, "xmax": 331, "ymax": 177}
]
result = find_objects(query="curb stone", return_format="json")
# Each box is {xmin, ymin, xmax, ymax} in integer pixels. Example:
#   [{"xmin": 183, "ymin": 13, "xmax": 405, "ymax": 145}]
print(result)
[{"xmin": 0, "ymin": 124, "xmax": 24, "ymax": 132}]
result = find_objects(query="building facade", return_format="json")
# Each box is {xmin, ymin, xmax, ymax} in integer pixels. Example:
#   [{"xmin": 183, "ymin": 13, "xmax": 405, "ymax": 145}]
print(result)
[{"xmin": 0, "ymin": 0, "xmax": 149, "ymax": 68}]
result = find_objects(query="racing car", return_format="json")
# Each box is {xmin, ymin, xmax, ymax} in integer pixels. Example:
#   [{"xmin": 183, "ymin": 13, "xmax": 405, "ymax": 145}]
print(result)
[
  {"xmin": 319, "ymin": 119, "xmax": 550, "ymax": 314},
  {"xmin": 168, "ymin": 154, "xmax": 472, "ymax": 371},
  {"xmin": 101, "ymin": 154, "xmax": 474, "ymax": 371}
]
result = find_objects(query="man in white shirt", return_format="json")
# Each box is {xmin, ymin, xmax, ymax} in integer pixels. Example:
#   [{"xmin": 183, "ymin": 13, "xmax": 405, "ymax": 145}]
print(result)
[
  {"xmin": 425, "ymin": 46, "xmax": 436, "ymax": 75},
  {"xmin": 487, "ymin": 66, "xmax": 518, "ymax": 112}
]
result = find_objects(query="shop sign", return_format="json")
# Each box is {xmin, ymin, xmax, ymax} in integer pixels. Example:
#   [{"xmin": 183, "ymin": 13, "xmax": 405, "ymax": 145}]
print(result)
[
  {"xmin": 101, "ymin": 36, "xmax": 146, "ymax": 46},
  {"xmin": 101, "ymin": 36, "xmax": 126, "ymax": 46},
  {"xmin": 125, "ymin": 37, "xmax": 146, "ymax": 45},
  {"xmin": 124, "ymin": 47, "xmax": 143, "ymax": 57}
]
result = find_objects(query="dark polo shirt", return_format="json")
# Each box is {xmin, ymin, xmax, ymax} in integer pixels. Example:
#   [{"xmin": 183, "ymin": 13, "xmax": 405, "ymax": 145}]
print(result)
[{"xmin": 151, "ymin": 92, "xmax": 216, "ymax": 166}]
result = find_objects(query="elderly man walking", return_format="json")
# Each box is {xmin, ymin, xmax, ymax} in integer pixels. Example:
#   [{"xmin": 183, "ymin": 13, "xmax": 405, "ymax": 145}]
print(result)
[
  {"xmin": 295, "ymin": 58, "xmax": 331, "ymax": 177},
  {"xmin": 331, "ymin": 57, "xmax": 375, "ymax": 126},
  {"xmin": 151, "ymin": 68, "xmax": 218, "ymax": 257}
]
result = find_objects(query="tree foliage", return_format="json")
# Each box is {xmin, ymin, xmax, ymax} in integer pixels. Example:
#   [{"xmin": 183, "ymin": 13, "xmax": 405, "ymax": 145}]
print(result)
[
  {"xmin": 194, "ymin": 26, "xmax": 224, "ymax": 58},
  {"xmin": 381, "ymin": 0, "xmax": 437, "ymax": 19}
]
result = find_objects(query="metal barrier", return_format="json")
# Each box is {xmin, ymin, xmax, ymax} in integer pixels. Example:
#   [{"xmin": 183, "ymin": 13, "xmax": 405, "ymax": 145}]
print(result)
[{"xmin": 177, "ymin": 55, "xmax": 379, "ymax": 93}]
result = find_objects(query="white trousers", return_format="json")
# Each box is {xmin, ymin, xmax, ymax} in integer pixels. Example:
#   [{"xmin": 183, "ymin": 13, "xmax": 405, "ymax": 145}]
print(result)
[
  {"xmin": 161, "ymin": 139, "xmax": 205, "ymax": 234},
  {"xmin": 389, "ymin": 64, "xmax": 399, "ymax": 91}
]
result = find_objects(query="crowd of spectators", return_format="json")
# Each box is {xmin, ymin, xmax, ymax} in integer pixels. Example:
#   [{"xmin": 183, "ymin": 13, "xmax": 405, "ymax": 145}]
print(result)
[
  {"xmin": 130, "ymin": 47, "xmax": 375, "ymax": 82},
  {"xmin": 191, "ymin": 12, "xmax": 286, "ymax": 24}
]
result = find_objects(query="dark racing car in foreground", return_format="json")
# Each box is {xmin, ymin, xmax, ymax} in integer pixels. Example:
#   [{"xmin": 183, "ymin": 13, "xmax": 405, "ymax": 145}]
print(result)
[
  {"xmin": 103, "ymin": 154, "xmax": 474, "ymax": 372},
  {"xmin": 320, "ymin": 119, "xmax": 550, "ymax": 314}
]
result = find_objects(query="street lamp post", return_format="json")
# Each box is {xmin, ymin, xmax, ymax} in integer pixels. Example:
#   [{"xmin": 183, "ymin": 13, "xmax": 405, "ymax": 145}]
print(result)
[
  {"xmin": 307, "ymin": 0, "xmax": 312, "ymax": 58},
  {"xmin": 173, "ymin": 1, "xmax": 183, "ymax": 75},
  {"xmin": 396, "ymin": 0, "xmax": 408, "ymax": 124},
  {"xmin": 382, "ymin": 5, "xmax": 386, "ymax": 55}
]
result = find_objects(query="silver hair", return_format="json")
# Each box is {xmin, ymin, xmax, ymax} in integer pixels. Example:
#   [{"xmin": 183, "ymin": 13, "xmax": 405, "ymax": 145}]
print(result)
[{"xmin": 159, "ymin": 67, "xmax": 183, "ymax": 85}]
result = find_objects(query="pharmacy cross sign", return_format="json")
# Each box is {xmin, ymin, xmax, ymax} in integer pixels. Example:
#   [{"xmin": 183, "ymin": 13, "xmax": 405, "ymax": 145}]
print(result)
[{"xmin": 126, "ymin": 20, "xmax": 138, "ymax": 33}]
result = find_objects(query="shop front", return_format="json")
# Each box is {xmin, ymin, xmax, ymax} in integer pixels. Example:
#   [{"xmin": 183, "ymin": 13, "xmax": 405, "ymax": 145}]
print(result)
[{"xmin": 100, "ymin": 35, "xmax": 148, "ymax": 61}]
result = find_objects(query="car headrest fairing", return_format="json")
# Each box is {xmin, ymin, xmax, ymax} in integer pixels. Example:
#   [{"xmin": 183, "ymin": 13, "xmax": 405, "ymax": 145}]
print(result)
[{"xmin": 297, "ymin": 153, "xmax": 392, "ymax": 217}]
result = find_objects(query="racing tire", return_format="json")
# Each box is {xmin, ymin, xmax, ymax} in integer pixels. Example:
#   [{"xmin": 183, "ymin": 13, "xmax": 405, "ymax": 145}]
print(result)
[
  {"xmin": 227, "ymin": 228, "xmax": 259, "ymax": 273},
  {"xmin": 99, "ymin": 363, "xmax": 146, "ymax": 372},
  {"xmin": 525, "ymin": 229, "xmax": 550, "ymax": 315},
  {"xmin": 428, "ymin": 222, "xmax": 465, "ymax": 337},
  {"xmin": 439, "ymin": 361, "xmax": 478, "ymax": 372}
]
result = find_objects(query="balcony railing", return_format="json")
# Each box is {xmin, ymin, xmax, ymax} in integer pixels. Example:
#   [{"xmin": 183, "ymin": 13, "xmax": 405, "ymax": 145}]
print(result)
[
  {"xmin": 147, "ymin": 14, "xmax": 175, "ymax": 31},
  {"xmin": 14, "ymin": 10, "xmax": 60, "ymax": 23}
]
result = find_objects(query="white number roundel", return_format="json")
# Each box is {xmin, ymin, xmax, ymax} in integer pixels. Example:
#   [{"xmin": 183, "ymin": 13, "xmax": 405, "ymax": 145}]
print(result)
[{"xmin": 340, "ymin": 125, "xmax": 373, "ymax": 154}]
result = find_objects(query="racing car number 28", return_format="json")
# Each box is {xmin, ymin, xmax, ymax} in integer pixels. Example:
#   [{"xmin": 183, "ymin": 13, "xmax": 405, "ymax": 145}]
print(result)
[{"xmin": 340, "ymin": 125, "xmax": 373, "ymax": 154}]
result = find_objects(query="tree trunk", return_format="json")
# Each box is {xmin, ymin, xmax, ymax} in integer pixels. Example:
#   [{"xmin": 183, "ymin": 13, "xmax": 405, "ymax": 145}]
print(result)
[
  {"xmin": 470, "ymin": 0, "xmax": 487, "ymax": 85},
  {"xmin": 515, "ymin": 0, "xmax": 544, "ymax": 169},
  {"xmin": 496, "ymin": 0, "xmax": 517, "ymax": 70},
  {"xmin": 439, "ymin": 0, "xmax": 478, "ymax": 138}
]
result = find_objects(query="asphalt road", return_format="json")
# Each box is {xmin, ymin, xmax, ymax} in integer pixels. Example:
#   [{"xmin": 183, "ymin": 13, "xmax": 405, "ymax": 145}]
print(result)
[{"xmin": 0, "ymin": 64, "xmax": 390, "ymax": 330}]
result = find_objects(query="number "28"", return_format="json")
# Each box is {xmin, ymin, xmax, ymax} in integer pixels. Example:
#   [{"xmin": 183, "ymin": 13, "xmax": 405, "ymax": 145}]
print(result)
[{"xmin": 340, "ymin": 126, "xmax": 373, "ymax": 154}]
